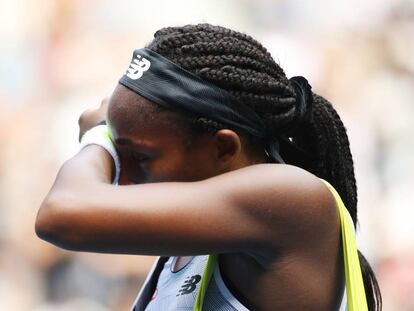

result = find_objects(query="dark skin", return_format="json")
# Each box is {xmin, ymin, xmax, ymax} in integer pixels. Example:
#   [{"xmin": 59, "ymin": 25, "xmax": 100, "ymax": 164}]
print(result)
[{"xmin": 36, "ymin": 84, "xmax": 344, "ymax": 311}]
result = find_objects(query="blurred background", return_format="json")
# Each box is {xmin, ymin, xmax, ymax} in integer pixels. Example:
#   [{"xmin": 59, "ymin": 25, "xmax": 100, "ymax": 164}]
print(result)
[{"xmin": 1, "ymin": 0, "xmax": 413, "ymax": 310}]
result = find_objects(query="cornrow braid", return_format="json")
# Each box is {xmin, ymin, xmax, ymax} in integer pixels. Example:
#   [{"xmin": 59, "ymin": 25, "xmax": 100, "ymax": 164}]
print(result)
[
  {"xmin": 179, "ymin": 54, "xmax": 282, "ymax": 78},
  {"xmin": 146, "ymin": 23, "xmax": 381, "ymax": 311},
  {"xmin": 151, "ymin": 25, "xmax": 284, "ymax": 76},
  {"xmin": 190, "ymin": 117, "xmax": 224, "ymax": 135}
]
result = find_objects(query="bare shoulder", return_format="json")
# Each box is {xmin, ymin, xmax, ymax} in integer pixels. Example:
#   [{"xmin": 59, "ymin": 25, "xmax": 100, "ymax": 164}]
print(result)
[
  {"xmin": 202, "ymin": 163, "xmax": 334, "ymax": 207},
  {"xmin": 201, "ymin": 163, "xmax": 339, "ymax": 249}
]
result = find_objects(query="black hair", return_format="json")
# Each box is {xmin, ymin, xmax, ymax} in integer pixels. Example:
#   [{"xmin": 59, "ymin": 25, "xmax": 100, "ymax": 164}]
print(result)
[{"xmin": 147, "ymin": 23, "xmax": 381, "ymax": 310}]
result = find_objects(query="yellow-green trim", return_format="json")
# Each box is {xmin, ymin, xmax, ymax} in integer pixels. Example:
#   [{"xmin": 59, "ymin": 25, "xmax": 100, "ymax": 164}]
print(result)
[
  {"xmin": 193, "ymin": 254, "xmax": 217, "ymax": 311},
  {"xmin": 320, "ymin": 179, "xmax": 368, "ymax": 311}
]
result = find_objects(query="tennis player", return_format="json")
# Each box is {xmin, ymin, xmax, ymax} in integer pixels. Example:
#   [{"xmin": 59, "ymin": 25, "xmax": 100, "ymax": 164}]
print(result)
[{"xmin": 36, "ymin": 24, "xmax": 381, "ymax": 311}]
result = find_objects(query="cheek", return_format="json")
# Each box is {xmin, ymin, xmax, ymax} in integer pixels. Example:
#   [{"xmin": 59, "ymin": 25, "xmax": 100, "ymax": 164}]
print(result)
[
  {"xmin": 121, "ymin": 156, "xmax": 185, "ymax": 183},
  {"xmin": 147, "ymin": 153, "xmax": 207, "ymax": 182},
  {"xmin": 119, "ymin": 147, "xmax": 217, "ymax": 184},
  {"xmin": 149, "ymin": 153, "xmax": 192, "ymax": 181},
  {"xmin": 177, "ymin": 150, "xmax": 218, "ymax": 181}
]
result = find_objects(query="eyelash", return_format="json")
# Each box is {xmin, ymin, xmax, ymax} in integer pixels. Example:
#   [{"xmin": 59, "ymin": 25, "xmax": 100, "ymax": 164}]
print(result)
[
  {"xmin": 114, "ymin": 145, "xmax": 150, "ymax": 163},
  {"xmin": 130, "ymin": 151, "xmax": 149, "ymax": 162}
]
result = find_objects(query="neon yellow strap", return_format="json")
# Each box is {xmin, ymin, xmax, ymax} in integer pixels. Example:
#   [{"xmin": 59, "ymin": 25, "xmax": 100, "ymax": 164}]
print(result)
[
  {"xmin": 320, "ymin": 179, "xmax": 368, "ymax": 311},
  {"xmin": 193, "ymin": 254, "xmax": 218, "ymax": 311}
]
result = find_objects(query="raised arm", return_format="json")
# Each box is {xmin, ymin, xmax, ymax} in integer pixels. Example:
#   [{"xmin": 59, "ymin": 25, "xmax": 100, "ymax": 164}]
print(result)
[{"xmin": 35, "ymin": 144, "xmax": 338, "ymax": 257}]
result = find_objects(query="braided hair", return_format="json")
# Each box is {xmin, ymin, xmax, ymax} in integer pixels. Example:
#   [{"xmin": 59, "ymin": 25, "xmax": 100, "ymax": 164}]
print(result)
[{"xmin": 146, "ymin": 23, "xmax": 381, "ymax": 310}]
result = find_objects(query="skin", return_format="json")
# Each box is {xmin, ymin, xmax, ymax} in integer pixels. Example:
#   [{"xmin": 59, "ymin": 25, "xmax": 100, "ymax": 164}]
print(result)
[{"xmin": 36, "ymin": 84, "xmax": 345, "ymax": 311}]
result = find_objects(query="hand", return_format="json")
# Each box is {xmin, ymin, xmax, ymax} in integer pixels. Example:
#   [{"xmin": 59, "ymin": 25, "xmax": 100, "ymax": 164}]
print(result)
[{"xmin": 78, "ymin": 97, "xmax": 109, "ymax": 142}]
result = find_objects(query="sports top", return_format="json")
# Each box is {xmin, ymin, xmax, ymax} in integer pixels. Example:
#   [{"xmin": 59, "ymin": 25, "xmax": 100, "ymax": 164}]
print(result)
[{"xmin": 142, "ymin": 254, "xmax": 347, "ymax": 311}]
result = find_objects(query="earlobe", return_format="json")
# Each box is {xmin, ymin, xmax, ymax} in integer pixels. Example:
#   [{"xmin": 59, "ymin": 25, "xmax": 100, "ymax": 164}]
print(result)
[{"xmin": 214, "ymin": 129, "xmax": 242, "ymax": 168}]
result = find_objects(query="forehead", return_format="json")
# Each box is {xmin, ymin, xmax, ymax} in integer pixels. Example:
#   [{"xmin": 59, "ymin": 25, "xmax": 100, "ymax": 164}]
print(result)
[
  {"xmin": 107, "ymin": 84, "xmax": 189, "ymax": 142},
  {"xmin": 108, "ymin": 84, "xmax": 161, "ymax": 128}
]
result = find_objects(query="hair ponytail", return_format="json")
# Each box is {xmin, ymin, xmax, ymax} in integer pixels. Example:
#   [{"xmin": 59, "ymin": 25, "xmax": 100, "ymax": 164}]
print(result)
[{"xmin": 359, "ymin": 251, "xmax": 382, "ymax": 310}]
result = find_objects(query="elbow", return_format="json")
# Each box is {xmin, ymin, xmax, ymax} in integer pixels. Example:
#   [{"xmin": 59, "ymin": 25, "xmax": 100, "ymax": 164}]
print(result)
[
  {"xmin": 35, "ymin": 195, "xmax": 80, "ymax": 250},
  {"xmin": 35, "ymin": 200, "xmax": 59, "ymax": 244}
]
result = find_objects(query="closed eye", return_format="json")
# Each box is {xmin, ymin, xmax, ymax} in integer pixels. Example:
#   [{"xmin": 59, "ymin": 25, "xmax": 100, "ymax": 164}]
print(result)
[
  {"xmin": 131, "ymin": 151, "xmax": 149, "ymax": 162},
  {"xmin": 114, "ymin": 143, "xmax": 155, "ymax": 163}
]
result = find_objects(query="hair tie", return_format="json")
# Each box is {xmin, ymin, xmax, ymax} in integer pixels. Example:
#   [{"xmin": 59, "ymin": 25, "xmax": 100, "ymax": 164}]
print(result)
[{"xmin": 288, "ymin": 76, "xmax": 314, "ymax": 132}]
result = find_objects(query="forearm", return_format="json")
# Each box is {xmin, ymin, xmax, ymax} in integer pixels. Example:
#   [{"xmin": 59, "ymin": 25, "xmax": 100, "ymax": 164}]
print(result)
[
  {"xmin": 35, "ymin": 145, "xmax": 114, "ymax": 247},
  {"xmin": 58, "ymin": 144, "xmax": 113, "ymax": 184},
  {"xmin": 34, "ymin": 146, "xmax": 325, "ymax": 257}
]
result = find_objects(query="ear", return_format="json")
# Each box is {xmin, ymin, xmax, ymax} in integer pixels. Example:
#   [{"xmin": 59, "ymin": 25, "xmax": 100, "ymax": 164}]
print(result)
[{"xmin": 213, "ymin": 129, "xmax": 242, "ymax": 169}]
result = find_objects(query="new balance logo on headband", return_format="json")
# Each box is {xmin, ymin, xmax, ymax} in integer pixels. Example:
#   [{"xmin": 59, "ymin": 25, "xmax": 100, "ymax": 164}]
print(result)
[{"xmin": 126, "ymin": 54, "xmax": 151, "ymax": 80}]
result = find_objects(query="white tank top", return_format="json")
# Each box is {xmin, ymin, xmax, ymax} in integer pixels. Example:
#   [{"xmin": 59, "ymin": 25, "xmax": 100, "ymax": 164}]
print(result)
[{"xmin": 142, "ymin": 255, "xmax": 348, "ymax": 311}]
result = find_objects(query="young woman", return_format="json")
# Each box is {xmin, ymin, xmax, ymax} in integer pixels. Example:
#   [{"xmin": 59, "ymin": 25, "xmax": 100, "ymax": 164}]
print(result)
[{"xmin": 35, "ymin": 24, "xmax": 381, "ymax": 311}]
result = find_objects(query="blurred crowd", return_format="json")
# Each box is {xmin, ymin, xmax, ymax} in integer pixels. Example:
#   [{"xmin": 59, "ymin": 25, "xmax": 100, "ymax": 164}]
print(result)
[{"xmin": 0, "ymin": 0, "xmax": 413, "ymax": 310}]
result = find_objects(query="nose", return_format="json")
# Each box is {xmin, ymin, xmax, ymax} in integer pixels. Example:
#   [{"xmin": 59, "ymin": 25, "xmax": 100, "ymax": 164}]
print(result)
[
  {"xmin": 118, "ymin": 169, "xmax": 135, "ymax": 185},
  {"xmin": 118, "ymin": 165, "xmax": 148, "ymax": 185},
  {"xmin": 117, "ymin": 156, "xmax": 149, "ymax": 185}
]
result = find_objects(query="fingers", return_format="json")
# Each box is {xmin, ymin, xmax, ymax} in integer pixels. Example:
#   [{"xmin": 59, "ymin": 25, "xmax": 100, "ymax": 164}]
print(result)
[
  {"xmin": 78, "ymin": 97, "xmax": 110, "ymax": 142},
  {"xmin": 100, "ymin": 97, "xmax": 110, "ymax": 109}
]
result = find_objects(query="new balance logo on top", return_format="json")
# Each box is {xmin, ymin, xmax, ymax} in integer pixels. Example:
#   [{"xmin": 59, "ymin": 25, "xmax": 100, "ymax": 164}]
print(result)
[
  {"xmin": 126, "ymin": 54, "xmax": 151, "ymax": 80},
  {"xmin": 177, "ymin": 275, "xmax": 202, "ymax": 296}
]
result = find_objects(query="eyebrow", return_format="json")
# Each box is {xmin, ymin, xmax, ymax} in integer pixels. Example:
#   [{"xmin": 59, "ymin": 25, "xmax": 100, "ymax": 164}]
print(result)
[{"xmin": 114, "ymin": 138, "xmax": 147, "ymax": 148}]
